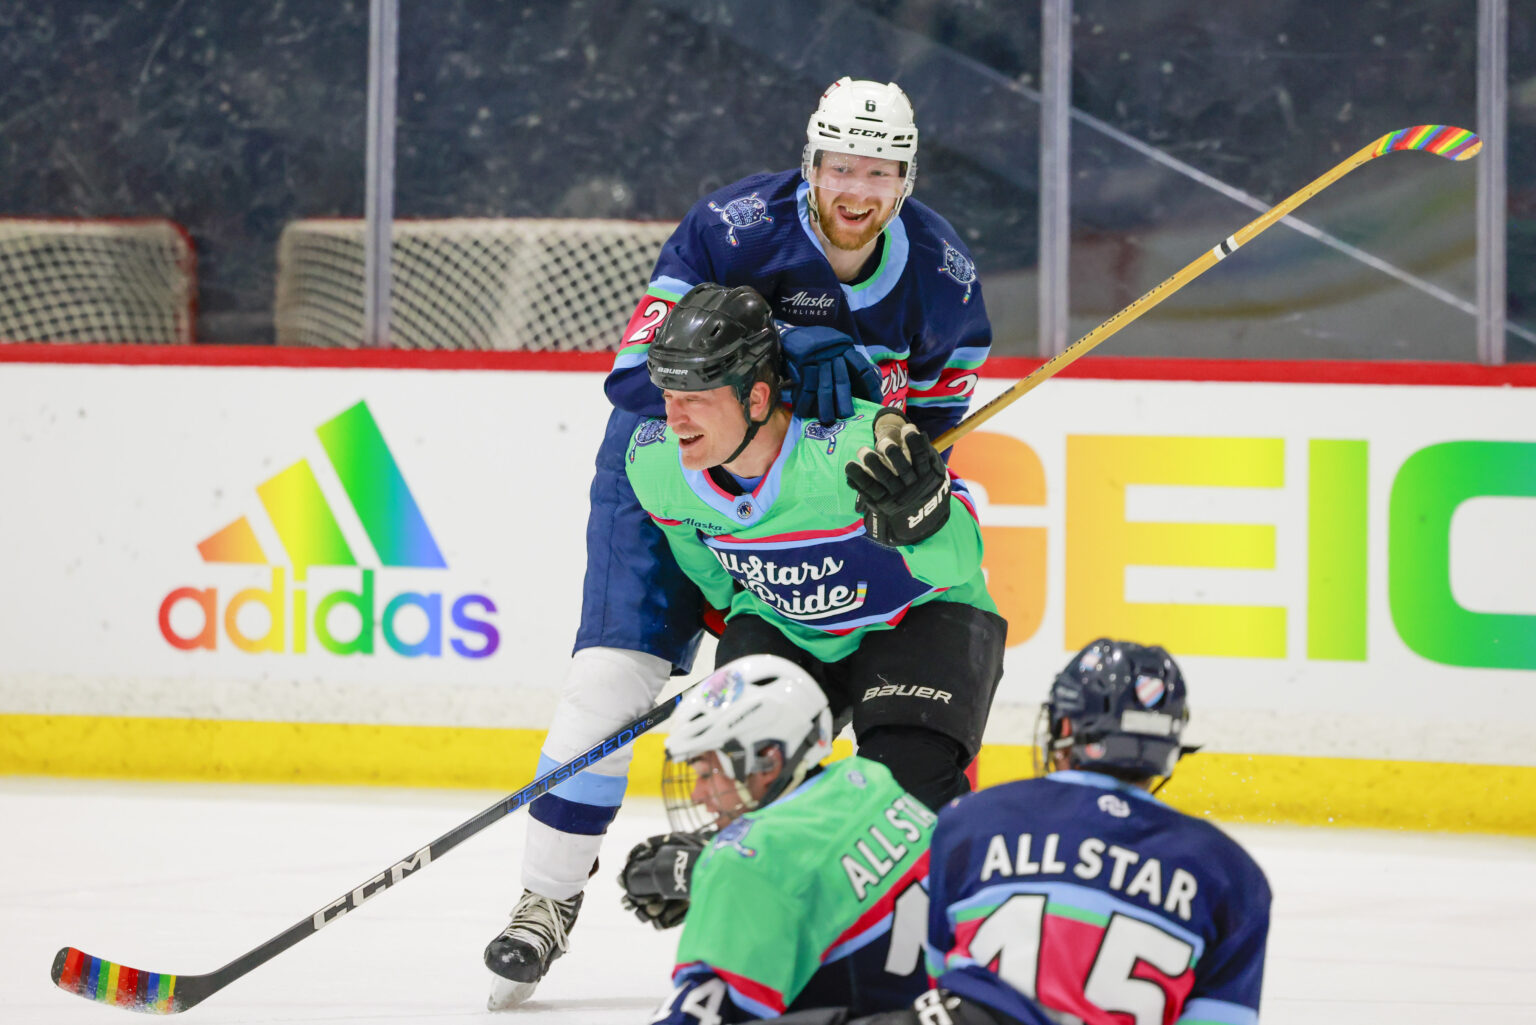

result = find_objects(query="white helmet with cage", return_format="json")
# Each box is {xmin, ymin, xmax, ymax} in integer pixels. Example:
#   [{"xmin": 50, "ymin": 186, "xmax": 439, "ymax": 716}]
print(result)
[
  {"xmin": 802, "ymin": 76, "xmax": 919, "ymax": 214},
  {"xmin": 662, "ymin": 654, "xmax": 833, "ymax": 831}
]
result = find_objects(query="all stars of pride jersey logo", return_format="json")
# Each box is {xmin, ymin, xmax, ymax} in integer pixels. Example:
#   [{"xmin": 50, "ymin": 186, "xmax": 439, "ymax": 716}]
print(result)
[{"xmin": 158, "ymin": 401, "xmax": 499, "ymax": 659}]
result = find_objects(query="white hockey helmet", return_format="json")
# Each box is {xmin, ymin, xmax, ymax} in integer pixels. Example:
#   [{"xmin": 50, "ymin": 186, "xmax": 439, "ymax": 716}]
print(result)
[
  {"xmin": 662, "ymin": 654, "xmax": 833, "ymax": 831},
  {"xmin": 802, "ymin": 76, "xmax": 919, "ymax": 209}
]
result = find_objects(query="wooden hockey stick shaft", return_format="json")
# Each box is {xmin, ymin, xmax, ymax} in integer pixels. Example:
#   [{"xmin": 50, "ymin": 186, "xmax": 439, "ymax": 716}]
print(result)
[
  {"xmin": 49, "ymin": 695, "xmax": 686, "ymax": 1014},
  {"xmin": 933, "ymin": 125, "xmax": 1481, "ymax": 451}
]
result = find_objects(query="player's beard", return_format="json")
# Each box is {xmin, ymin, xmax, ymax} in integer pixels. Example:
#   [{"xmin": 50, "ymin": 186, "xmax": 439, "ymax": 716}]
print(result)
[{"xmin": 813, "ymin": 187, "xmax": 890, "ymax": 252}]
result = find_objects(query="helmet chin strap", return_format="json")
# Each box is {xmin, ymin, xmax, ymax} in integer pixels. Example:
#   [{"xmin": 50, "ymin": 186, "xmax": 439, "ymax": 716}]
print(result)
[{"xmin": 721, "ymin": 389, "xmax": 773, "ymax": 466}]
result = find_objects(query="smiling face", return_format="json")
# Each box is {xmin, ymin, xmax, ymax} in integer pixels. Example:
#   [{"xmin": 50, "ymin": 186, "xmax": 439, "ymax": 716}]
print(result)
[
  {"xmin": 663, "ymin": 385, "xmax": 751, "ymax": 471},
  {"xmin": 808, "ymin": 151, "xmax": 907, "ymax": 252}
]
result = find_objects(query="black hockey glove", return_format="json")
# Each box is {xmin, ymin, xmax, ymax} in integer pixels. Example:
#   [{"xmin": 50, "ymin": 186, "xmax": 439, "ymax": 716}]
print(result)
[
  {"xmin": 845, "ymin": 407, "xmax": 951, "ymax": 548},
  {"xmin": 618, "ymin": 830, "xmax": 708, "ymax": 930}
]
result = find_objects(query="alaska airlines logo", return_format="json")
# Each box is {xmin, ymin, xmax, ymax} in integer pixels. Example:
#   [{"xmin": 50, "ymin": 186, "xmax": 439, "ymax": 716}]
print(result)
[
  {"xmin": 781, "ymin": 287, "xmax": 839, "ymax": 321},
  {"xmin": 157, "ymin": 401, "xmax": 499, "ymax": 658}
]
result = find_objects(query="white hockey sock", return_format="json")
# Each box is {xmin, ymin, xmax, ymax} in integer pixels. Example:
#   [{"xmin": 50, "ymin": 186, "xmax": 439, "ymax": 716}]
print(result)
[{"xmin": 521, "ymin": 646, "xmax": 670, "ymax": 899}]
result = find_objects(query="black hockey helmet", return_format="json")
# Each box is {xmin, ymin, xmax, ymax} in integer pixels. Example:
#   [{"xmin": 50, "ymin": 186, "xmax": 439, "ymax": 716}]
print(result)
[
  {"xmin": 647, "ymin": 283, "xmax": 783, "ymax": 400},
  {"xmin": 1039, "ymin": 638, "xmax": 1190, "ymax": 782}
]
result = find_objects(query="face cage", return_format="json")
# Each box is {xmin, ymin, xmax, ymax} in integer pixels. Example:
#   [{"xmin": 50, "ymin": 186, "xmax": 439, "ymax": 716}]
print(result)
[
  {"xmin": 661, "ymin": 756, "xmax": 718, "ymax": 834},
  {"xmin": 1031, "ymin": 702, "xmax": 1066, "ymax": 777},
  {"xmin": 661, "ymin": 745, "xmax": 762, "ymax": 834}
]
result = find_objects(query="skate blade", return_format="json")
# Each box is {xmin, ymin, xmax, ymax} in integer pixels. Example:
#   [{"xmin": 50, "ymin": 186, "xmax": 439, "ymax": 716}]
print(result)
[{"xmin": 486, "ymin": 975, "xmax": 540, "ymax": 1011}]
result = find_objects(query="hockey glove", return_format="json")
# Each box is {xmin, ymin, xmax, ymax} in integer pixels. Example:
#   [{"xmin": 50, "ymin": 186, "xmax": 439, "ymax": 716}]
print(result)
[
  {"xmin": 845, "ymin": 407, "xmax": 952, "ymax": 548},
  {"xmin": 619, "ymin": 830, "xmax": 708, "ymax": 930},
  {"xmin": 781, "ymin": 326, "xmax": 884, "ymax": 425}
]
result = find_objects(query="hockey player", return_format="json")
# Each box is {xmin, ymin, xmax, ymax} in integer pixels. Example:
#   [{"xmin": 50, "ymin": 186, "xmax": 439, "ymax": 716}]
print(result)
[
  {"xmin": 626, "ymin": 653, "xmax": 940, "ymax": 1023},
  {"xmin": 485, "ymin": 76, "xmax": 993, "ymax": 1006},
  {"xmin": 795, "ymin": 639, "xmax": 1271, "ymax": 1025},
  {"xmin": 628, "ymin": 282, "xmax": 1004, "ymax": 809}
]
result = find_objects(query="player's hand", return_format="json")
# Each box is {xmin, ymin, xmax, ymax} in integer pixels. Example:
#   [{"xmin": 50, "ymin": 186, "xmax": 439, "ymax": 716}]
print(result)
[
  {"xmin": 845, "ymin": 407, "xmax": 952, "ymax": 548},
  {"xmin": 781, "ymin": 326, "xmax": 883, "ymax": 425},
  {"xmin": 618, "ymin": 831, "xmax": 708, "ymax": 930}
]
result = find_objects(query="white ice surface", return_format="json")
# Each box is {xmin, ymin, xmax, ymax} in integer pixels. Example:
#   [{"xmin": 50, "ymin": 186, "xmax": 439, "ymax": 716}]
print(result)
[{"xmin": 3, "ymin": 778, "xmax": 1534, "ymax": 1024}]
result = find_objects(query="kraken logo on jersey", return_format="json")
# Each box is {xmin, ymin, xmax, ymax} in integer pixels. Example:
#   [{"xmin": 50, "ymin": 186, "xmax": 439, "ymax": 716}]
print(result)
[
  {"xmin": 629, "ymin": 418, "xmax": 669, "ymax": 462},
  {"xmin": 937, "ymin": 240, "xmax": 975, "ymax": 304},
  {"xmin": 804, "ymin": 419, "xmax": 848, "ymax": 454},
  {"xmin": 707, "ymin": 193, "xmax": 774, "ymax": 247},
  {"xmin": 715, "ymin": 816, "xmax": 759, "ymax": 858}
]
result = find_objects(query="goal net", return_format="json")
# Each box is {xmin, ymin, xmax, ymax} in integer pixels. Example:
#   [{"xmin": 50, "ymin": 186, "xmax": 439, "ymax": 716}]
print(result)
[
  {"xmin": 275, "ymin": 218, "xmax": 678, "ymax": 351},
  {"xmin": 0, "ymin": 219, "xmax": 196, "ymax": 344}
]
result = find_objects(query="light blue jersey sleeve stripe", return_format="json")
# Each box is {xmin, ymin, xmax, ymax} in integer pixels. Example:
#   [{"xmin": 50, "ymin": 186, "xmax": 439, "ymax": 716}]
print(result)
[
  {"xmin": 650, "ymin": 275, "xmax": 694, "ymax": 300},
  {"xmin": 535, "ymin": 753, "xmax": 631, "ymax": 807},
  {"xmin": 946, "ymin": 345, "xmax": 990, "ymax": 366},
  {"xmin": 1178, "ymin": 998, "xmax": 1260, "ymax": 1025}
]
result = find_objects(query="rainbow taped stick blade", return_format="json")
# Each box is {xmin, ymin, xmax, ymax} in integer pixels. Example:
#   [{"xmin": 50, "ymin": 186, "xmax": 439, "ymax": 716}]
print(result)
[
  {"xmin": 52, "ymin": 947, "xmax": 189, "ymax": 1014},
  {"xmin": 1373, "ymin": 125, "xmax": 1482, "ymax": 161}
]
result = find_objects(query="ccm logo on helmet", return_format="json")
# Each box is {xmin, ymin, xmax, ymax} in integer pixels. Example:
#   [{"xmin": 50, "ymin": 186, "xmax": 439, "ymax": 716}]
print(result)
[
  {"xmin": 862, "ymin": 684, "xmax": 953, "ymax": 703},
  {"xmin": 847, "ymin": 128, "xmax": 888, "ymax": 138}
]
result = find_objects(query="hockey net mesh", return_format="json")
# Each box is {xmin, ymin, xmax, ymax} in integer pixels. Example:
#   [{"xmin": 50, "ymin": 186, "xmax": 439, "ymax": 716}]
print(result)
[
  {"xmin": 275, "ymin": 218, "xmax": 678, "ymax": 350},
  {"xmin": 0, "ymin": 219, "xmax": 196, "ymax": 344}
]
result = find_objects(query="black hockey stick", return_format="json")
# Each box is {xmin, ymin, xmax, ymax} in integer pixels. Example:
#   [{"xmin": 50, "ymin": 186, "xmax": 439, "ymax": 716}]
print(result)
[{"xmin": 49, "ymin": 695, "xmax": 685, "ymax": 1014}]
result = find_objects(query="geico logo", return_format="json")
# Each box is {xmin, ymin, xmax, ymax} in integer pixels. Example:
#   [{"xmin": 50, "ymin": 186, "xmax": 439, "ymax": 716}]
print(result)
[
  {"xmin": 862, "ymin": 684, "xmax": 953, "ymax": 703},
  {"xmin": 158, "ymin": 568, "xmax": 499, "ymax": 657},
  {"xmin": 847, "ymin": 128, "xmax": 888, "ymax": 138}
]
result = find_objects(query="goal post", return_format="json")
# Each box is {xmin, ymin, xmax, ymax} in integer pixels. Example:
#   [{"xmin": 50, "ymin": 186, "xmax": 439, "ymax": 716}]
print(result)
[
  {"xmin": 275, "ymin": 218, "xmax": 678, "ymax": 351},
  {"xmin": 0, "ymin": 219, "xmax": 197, "ymax": 345}
]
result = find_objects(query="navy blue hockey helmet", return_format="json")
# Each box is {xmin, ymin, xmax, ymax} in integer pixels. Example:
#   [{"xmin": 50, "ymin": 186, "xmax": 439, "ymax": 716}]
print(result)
[
  {"xmin": 646, "ymin": 283, "xmax": 783, "ymax": 400},
  {"xmin": 1041, "ymin": 638, "xmax": 1189, "ymax": 780}
]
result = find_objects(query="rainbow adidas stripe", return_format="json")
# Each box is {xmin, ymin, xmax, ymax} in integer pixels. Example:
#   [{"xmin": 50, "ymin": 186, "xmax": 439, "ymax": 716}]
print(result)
[{"xmin": 197, "ymin": 400, "xmax": 445, "ymax": 572}]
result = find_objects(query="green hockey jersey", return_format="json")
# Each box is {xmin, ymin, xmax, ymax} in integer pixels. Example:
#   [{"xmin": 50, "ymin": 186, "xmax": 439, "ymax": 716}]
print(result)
[
  {"xmin": 625, "ymin": 399, "xmax": 994, "ymax": 662},
  {"xmin": 653, "ymin": 756, "xmax": 937, "ymax": 1022}
]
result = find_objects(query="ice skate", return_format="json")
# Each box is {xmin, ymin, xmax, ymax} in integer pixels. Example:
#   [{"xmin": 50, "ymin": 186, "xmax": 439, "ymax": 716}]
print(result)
[{"xmin": 484, "ymin": 889, "xmax": 583, "ymax": 1010}]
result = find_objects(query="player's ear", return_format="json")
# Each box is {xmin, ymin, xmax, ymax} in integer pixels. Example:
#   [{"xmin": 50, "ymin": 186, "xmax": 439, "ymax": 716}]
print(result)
[{"xmin": 748, "ymin": 380, "xmax": 774, "ymax": 420}]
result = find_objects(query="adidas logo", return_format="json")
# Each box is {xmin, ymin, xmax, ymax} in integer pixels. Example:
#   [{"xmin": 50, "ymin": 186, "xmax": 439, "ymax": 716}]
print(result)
[{"xmin": 157, "ymin": 401, "xmax": 499, "ymax": 658}]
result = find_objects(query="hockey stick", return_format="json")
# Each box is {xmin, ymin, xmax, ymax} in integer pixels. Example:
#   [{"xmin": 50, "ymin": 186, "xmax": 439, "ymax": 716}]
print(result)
[
  {"xmin": 933, "ymin": 124, "xmax": 1482, "ymax": 450},
  {"xmin": 49, "ymin": 695, "xmax": 686, "ymax": 1014}
]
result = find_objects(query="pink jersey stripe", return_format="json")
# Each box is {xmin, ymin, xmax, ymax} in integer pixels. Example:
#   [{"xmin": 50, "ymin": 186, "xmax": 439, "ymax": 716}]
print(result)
[
  {"xmin": 824, "ymin": 850, "xmax": 931, "ymax": 957},
  {"xmin": 714, "ymin": 519, "xmax": 865, "ymax": 544}
]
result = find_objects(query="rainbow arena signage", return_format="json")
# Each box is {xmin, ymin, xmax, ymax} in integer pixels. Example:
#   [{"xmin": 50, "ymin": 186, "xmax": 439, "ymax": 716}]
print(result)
[
  {"xmin": 157, "ymin": 401, "xmax": 500, "ymax": 659},
  {"xmin": 953, "ymin": 431, "xmax": 1535, "ymax": 671}
]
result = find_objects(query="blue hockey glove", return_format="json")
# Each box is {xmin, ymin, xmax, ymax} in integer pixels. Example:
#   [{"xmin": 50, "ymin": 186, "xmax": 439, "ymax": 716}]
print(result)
[{"xmin": 781, "ymin": 326, "xmax": 883, "ymax": 426}]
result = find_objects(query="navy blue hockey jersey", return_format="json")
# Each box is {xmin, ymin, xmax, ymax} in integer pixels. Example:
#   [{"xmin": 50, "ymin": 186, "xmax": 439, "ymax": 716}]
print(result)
[
  {"xmin": 605, "ymin": 169, "xmax": 991, "ymax": 442},
  {"xmin": 925, "ymin": 771, "xmax": 1271, "ymax": 1025}
]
